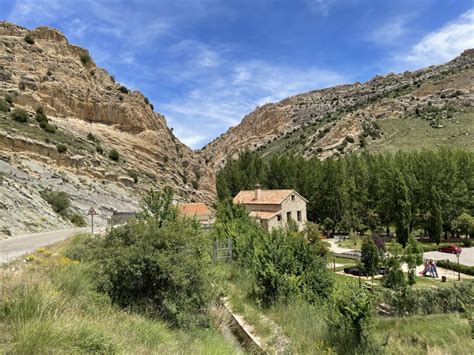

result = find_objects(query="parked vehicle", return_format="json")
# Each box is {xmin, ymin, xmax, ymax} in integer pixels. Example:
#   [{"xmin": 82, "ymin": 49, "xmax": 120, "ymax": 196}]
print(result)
[
  {"xmin": 343, "ymin": 267, "xmax": 368, "ymax": 276},
  {"xmin": 438, "ymin": 244, "xmax": 462, "ymax": 254}
]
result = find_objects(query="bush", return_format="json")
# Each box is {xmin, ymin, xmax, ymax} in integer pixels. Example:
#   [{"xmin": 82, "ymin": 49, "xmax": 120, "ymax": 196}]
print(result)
[
  {"xmin": 119, "ymin": 86, "xmax": 129, "ymax": 94},
  {"xmin": 24, "ymin": 33, "xmax": 35, "ymax": 44},
  {"xmin": 69, "ymin": 213, "xmax": 86, "ymax": 227},
  {"xmin": 40, "ymin": 190, "xmax": 71, "ymax": 217},
  {"xmin": 437, "ymin": 260, "xmax": 474, "ymax": 276},
  {"xmin": 255, "ymin": 228, "xmax": 333, "ymax": 306},
  {"xmin": 35, "ymin": 107, "xmax": 48, "ymax": 123},
  {"xmin": 327, "ymin": 286, "xmax": 379, "ymax": 353},
  {"xmin": 56, "ymin": 144, "xmax": 67, "ymax": 153},
  {"xmin": 96, "ymin": 145, "xmax": 103, "ymax": 154},
  {"xmin": 80, "ymin": 53, "xmax": 91, "ymax": 65},
  {"xmin": 462, "ymin": 239, "xmax": 472, "ymax": 247},
  {"xmin": 87, "ymin": 132, "xmax": 98, "ymax": 142},
  {"xmin": 108, "ymin": 149, "xmax": 119, "ymax": 161},
  {"xmin": 377, "ymin": 281, "xmax": 474, "ymax": 316},
  {"xmin": 0, "ymin": 99, "xmax": 10, "ymax": 112},
  {"xmin": 42, "ymin": 122, "xmax": 57, "ymax": 133},
  {"xmin": 4, "ymin": 95, "xmax": 13, "ymax": 105},
  {"xmin": 82, "ymin": 216, "xmax": 215, "ymax": 328},
  {"xmin": 11, "ymin": 108, "xmax": 29, "ymax": 122}
]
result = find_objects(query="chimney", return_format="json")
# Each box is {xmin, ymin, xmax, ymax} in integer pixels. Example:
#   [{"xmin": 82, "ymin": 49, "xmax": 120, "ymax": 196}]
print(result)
[{"xmin": 255, "ymin": 183, "xmax": 262, "ymax": 201}]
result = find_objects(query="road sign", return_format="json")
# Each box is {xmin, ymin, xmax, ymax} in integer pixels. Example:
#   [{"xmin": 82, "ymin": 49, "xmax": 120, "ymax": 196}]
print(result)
[
  {"xmin": 87, "ymin": 207, "xmax": 97, "ymax": 234},
  {"xmin": 87, "ymin": 207, "xmax": 97, "ymax": 216}
]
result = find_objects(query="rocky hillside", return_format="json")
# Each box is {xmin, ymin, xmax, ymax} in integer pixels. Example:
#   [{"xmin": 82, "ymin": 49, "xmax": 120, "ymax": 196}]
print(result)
[
  {"xmin": 201, "ymin": 50, "xmax": 474, "ymax": 169},
  {"xmin": 0, "ymin": 22, "xmax": 214, "ymax": 238}
]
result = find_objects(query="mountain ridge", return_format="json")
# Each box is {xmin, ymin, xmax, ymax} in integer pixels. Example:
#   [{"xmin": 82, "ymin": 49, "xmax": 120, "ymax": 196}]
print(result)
[{"xmin": 201, "ymin": 49, "xmax": 474, "ymax": 169}]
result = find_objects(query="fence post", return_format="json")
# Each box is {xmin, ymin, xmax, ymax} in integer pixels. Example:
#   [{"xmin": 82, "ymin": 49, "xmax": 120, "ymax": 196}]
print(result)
[{"xmin": 228, "ymin": 238, "xmax": 233, "ymax": 261}]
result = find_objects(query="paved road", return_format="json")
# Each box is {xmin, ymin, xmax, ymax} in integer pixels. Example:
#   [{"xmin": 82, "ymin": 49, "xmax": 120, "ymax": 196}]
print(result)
[
  {"xmin": 0, "ymin": 227, "xmax": 91, "ymax": 264},
  {"xmin": 424, "ymin": 247, "xmax": 474, "ymax": 267},
  {"xmin": 327, "ymin": 237, "xmax": 474, "ymax": 267}
]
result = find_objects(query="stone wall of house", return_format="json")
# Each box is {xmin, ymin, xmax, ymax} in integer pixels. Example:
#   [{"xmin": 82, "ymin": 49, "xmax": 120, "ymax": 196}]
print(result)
[{"xmin": 281, "ymin": 194, "xmax": 307, "ymax": 231}]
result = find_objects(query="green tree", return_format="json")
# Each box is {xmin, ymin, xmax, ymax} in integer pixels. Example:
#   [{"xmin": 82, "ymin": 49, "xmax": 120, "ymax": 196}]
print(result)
[
  {"xmin": 328, "ymin": 286, "xmax": 377, "ymax": 352},
  {"xmin": 139, "ymin": 187, "xmax": 177, "ymax": 227},
  {"xmin": 404, "ymin": 236, "xmax": 423, "ymax": 285},
  {"xmin": 382, "ymin": 244, "xmax": 405, "ymax": 290},
  {"xmin": 392, "ymin": 171, "xmax": 412, "ymax": 247},
  {"xmin": 322, "ymin": 217, "xmax": 335, "ymax": 236},
  {"xmin": 0, "ymin": 99, "xmax": 9, "ymax": 112},
  {"xmin": 452, "ymin": 213, "xmax": 474, "ymax": 238},
  {"xmin": 361, "ymin": 236, "xmax": 380, "ymax": 285},
  {"xmin": 427, "ymin": 187, "xmax": 443, "ymax": 245}
]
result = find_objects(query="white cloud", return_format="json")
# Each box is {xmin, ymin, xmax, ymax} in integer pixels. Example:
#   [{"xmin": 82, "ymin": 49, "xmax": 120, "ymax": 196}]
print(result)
[
  {"xmin": 159, "ymin": 55, "xmax": 346, "ymax": 148},
  {"xmin": 368, "ymin": 15, "xmax": 410, "ymax": 46},
  {"xmin": 304, "ymin": 0, "xmax": 335, "ymax": 16},
  {"xmin": 401, "ymin": 9, "xmax": 474, "ymax": 68}
]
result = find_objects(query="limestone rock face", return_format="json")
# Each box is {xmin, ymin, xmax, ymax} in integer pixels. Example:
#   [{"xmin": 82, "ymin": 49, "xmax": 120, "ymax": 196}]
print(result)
[
  {"xmin": 0, "ymin": 21, "xmax": 214, "ymax": 237},
  {"xmin": 201, "ymin": 49, "xmax": 474, "ymax": 168}
]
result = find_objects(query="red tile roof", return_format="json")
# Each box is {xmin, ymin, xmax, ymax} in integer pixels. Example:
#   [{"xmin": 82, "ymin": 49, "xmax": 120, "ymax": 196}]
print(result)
[
  {"xmin": 178, "ymin": 203, "xmax": 212, "ymax": 217},
  {"xmin": 233, "ymin": 189, "xmax": 306, "ymax": 205}
]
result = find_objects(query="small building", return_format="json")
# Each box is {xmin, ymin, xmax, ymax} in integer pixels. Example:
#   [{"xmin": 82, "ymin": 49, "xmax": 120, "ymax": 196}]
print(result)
[
  {"xmin": 177, "ymin": 202, "xmax": 214, "ymax": 228},
  {"xmin": 233, "ymin": 184, "xmax": 308, "ymax": 231}
]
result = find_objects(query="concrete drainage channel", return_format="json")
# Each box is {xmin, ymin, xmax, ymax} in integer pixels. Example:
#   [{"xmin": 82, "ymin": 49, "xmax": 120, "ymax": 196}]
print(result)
[{"xmin": 216, "ymin": 297, "xmax": 266, "ymax": 354}]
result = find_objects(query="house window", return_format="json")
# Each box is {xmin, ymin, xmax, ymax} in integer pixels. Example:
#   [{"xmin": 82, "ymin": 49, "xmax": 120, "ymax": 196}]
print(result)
[
  {"xmin": 287, "ymin": 212, "xmax": 291, "ymax": 220},
  {"xmin": 277, "ymin": 215, "xmax": 281, "ymax": 221},
  {"xmin": 297, "ymin": 211, "xmax": 302, "ymax": 222},
  {"xmin": 291, "ymin": 195, "xmax": 295, "ymax": 201}
]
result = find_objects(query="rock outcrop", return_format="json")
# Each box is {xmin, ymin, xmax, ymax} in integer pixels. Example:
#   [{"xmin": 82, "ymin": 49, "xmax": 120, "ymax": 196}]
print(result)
[
  {"xmin": 201, "ymin": 49, "xmax": 474, "ymax": 168},
  {"xmin": 0, "ymin": 21, "xmax": 214, "ymax": 237}
]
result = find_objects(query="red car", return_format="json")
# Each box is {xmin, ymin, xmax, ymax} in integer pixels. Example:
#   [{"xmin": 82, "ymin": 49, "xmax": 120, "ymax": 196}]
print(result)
[{"xmin": 438, "ymin": 244, "xmax": 462, "ymax": 254}]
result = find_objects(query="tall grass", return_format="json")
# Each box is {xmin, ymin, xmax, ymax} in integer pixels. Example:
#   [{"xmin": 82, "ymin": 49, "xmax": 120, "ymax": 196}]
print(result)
[{"xmin": 0, "ymin": 241, "xmax": 238, "ymax": 354}]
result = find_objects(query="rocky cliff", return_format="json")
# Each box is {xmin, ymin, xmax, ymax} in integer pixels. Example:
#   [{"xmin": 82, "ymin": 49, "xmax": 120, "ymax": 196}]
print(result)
[
  {"xmin": 0, "ymin": 21, "xmax": 214, "ymax": 237},
  {"xmin": 201, "ymin": 50, "xmax": 474, "ymax": 169}
]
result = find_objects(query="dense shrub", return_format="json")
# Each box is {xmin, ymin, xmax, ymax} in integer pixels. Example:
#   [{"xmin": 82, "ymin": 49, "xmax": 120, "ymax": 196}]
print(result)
[
  {"xmin": 42, "ymin": 122, "xmax": 57, "ymax": 133},
  {"xmin": 437, "ymin": 260, "xmax": 474, "ymax": 276},
  {"xmin": 255, "ymin": 228, "xmax": 333, "ymax": 306},
  {"xmin": 80, "ymin": 53, "xmax": 91, "ymax": 65},
  {"xmin": 119, "ymin": 86, "xmax": 129, "ymax": 94},
  {"xmin": 96, "ymin": 145, "xmax": 104, "ymax": 154},
  {"xmin": 377, "ymin": 281, "xmax": 474, "ymax": 316},
  {"xmin": 57, "ymin": 144, "xmax": 67, "ymax": 153},
  {"xmin": 327, "ymin": 286, "xmax": 379, "ymax": 353},
  {"xmin": 24, "ymin": 33, "xmax": 35, "ymax": 44},
  {"xmin": 0, "ymin": 99, "xmax": 10, "ymax": 112},
  {"xmin": 41, "ymin": 190, "xmax": 71, "ymax": 217},
  {"xmin": 11, "ymin": 108, "xmax": 29, "ymax": 122},
  {"xmin": 108, "ymin": 148, "xmax": 119, "ymax": 161},
  {"xmin": 4, "ymin": 95, "xmax": 13, "ymax": 105},
  {"xmin": 87, "ymin": 132, "xmax": 98, "ymax": 142},
  {"xmin": 69, "ymin": 213, "xmax": 86, "ymax": 227},
  {"xmin": 80, "ymin": 217, "xmax": 214, "ymax": 328}
]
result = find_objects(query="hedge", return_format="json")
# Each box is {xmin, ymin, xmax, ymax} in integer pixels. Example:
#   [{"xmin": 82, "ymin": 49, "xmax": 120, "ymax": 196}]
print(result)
[{"xmin": 437, "ymin": 259, "xmax": 474, "ymax": 276}]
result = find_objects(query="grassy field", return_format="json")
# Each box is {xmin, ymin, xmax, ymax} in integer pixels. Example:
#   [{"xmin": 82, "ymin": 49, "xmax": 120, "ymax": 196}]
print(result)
[
  {"xmin": 366, "ymin": 109, "xmax": 474, "ymax": 154},
  {"xmin": 0, "ymin": 238, "xmax": 237, "ymax": 354},
  {"xmin": 219, "ymin": 261, "xmax": 473, "ymax": 354}
]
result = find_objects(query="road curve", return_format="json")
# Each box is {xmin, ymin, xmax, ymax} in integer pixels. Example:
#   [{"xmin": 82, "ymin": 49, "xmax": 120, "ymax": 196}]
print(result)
[{"xmin": 0, "ymin": 227, "xmax": 91, "ymax": 264}]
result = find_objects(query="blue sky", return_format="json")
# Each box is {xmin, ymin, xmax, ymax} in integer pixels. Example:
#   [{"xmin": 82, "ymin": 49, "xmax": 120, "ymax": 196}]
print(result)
[{"xmin": 1, "ymin": 1, "xmax": 473, "ymax": 148}]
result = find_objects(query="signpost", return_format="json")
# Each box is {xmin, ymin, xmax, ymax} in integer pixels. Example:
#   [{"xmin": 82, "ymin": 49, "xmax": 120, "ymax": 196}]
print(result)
[
  {"xmin": 456, "ymin": 252, "xmax": 460, "ymax": 281},
  {"xmin": 87, "ymin": 207, "xmax": 97, "ymax": 235}
]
